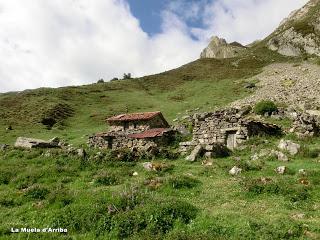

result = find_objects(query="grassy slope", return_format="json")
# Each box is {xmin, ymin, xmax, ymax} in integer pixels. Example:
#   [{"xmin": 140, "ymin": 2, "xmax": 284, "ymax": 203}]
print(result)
[
  {"xmin": 1, "ymin": 134, "xmax": 320, "ymax": 239},
  {"xmin": 2, "ymin": 46, "xmax": 318, "ymax": 239},
  {"xmin": 0, "ymin": 47, "xmax": 292, "ymax": 145}
]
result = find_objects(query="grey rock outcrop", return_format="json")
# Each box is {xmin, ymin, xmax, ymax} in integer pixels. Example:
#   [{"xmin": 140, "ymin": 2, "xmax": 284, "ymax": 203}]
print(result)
[
  {"xmin": 266, "ymin": 0, "xmax": 320, "ymax": 57},
  {"xmin": 14, "ymin": 137, "xmax": 61, "ymax": 149},
  {"xmin": 200, "ymin": 36, "xmax": 246, "ymax": 59}
]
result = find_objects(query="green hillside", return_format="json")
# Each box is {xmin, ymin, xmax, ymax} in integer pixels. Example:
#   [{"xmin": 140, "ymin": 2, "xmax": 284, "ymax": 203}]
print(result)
[
  {"xmin": 0, "ymin": 47, "xmax": 292, "ymax": 145},
  {"xmin": 2, "ymin": 45, "xmax": 320, "ymax": 240}
]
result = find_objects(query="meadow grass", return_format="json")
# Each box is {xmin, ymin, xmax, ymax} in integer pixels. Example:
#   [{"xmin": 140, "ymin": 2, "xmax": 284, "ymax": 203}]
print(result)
[{"xmin": 1, "ymin": 133, "xmax": 320, "ymax": 239}]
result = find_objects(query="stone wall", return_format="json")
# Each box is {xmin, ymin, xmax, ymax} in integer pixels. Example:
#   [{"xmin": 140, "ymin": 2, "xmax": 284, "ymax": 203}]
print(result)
[
  {"xmin": 88, "ymin": 131, "xmax": 175, "ymax": 152},
  {"xmin": 180, "ymin": 108, "xmax": 281, "ymax": 155},
  {"xmin": 108, "ymin": 115, "xmax": 168, "ymax": 132}
]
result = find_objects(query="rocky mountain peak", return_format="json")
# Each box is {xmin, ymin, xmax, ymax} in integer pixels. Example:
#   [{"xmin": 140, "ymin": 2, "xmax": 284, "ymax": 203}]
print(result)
[
  {"xmin": 266, "ymin": 0, "xmax": 320, "ymax": 56},
  {"xmin": 200, "ymin": 36, "xmax": 245, "ymax": 59}
]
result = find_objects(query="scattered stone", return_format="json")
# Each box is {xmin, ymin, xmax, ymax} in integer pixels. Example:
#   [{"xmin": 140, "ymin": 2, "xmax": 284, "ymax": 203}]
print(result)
[
  {"xmin": 201, "ymin": 160, "xmax": 213, "ymax": 166},
  {"xmin": 77, "ymin": 148, "xmax": 87, "ymax": 158},
  {"xmin": 251, "ymin": 149, "xmax": 269, "ymax": 161},
  {"xmin": 143, "ymin": 162, "xmax": 153, "ymax": 171},
  {"xmin": 298, "ymin": 169, "xmax": 307, "ymax": 176},
  {"xmin": 260, "ymin": 177, "xmax": 272, "ymax": 184},
  {"xmin": 229, "ymin": 166, "xmax": 242, "ymax": 176},
  {"xmin": 276, "ymin": 166, "xmax": 287, "ymax": 174},
  {"xmin": 132, "ymin": 172, "xmax": 138, "ymax": 176},
  {"xmin": 186, "ymin": 145, "xmax": 203, "ymax": 162},
  {"xmin": 44, "ymin": 151, "xmax": 51, "ymax": 157},
  {"xmin": 0, "ymin": 144, "xmax": 8, "ymax": 151},
  {"xmin": 278, "ymin": 139, "xmax": 300, "ymax": 155},
  {"xmin": 244, "ymin": 82, "xmax": 256, "ymax": 89},
  {"xmin": 271, "ymin": 150, "xmax": 289, "ymax": 162},
  {"xmin": 291, "ymin": 213, "xmax": 305, "ymax": 220},
  {"xmin": 14, "ymin": 137, "xmax": 61, "ymax": 149}
]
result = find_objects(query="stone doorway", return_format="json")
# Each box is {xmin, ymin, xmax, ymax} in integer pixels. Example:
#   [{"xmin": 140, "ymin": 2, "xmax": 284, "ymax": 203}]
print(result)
[{"xmin": 226, "ymin": 131, "xmax": 237, "ymax": 150}]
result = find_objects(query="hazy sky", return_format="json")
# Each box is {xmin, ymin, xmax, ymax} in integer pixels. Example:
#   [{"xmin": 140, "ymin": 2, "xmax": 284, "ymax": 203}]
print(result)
[{"xmin": 0, "ymin": 0, "xmax": 308, "ymax": 92}]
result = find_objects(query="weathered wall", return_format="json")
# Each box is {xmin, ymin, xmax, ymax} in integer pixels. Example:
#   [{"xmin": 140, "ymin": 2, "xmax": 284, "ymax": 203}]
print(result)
[
  {"xmin": 88, "ymin": 132, "xmax": 174, "ymax": 152},
  {"xmin": 192, "ymin": 109, "xmax": 248, "ymax": 148},
  {"xmin": 180, "ymin": 108, "xmax": 281, "ymax": 155},
  {"xmin": 108, "ymin": 115, "xmax": 168, "ymax": 132}
]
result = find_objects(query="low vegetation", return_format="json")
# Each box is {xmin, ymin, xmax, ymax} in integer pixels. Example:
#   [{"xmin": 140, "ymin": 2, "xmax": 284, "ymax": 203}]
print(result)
[
  {"xmin": 254, "ymin": 100, "xmax": 278, "ymax": 115},
  {"xmin": 1, "ymin": 132, "xmax": 320, "ymax": 239}
]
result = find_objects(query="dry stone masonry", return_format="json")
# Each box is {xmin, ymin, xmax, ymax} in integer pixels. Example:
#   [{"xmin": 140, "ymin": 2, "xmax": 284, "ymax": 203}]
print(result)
[
  {"xmin": 89, "ymin": 111, "xmax": 177, "ymax": 153},
  {"xmin": 180, "ymin": 108, "xmax": 281, "ymax": 158}
]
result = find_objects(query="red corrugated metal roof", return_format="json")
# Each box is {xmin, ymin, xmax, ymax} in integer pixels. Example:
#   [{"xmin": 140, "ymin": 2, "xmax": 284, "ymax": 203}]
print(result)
[
  {"xmin": 128, "ymin": 128, "xmax": 170, "ymax": 139},
  {"xmin": 107, "ymin": 111, "xmax": 162, "ymax": 122}
]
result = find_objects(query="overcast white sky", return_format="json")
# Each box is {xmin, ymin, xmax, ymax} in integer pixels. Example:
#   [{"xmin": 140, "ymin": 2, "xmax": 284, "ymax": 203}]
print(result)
[{"xmin": 0, "ymin": 0, "xmax": 308, "ymax": 92}]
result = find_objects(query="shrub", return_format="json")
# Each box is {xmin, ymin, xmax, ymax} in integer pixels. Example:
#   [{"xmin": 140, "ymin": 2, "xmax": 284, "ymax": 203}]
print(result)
[
  {"xmin": 242, "ymin": 178, "xmax": 312, "ymax": 203},
  {"xmin": 113, "ymin": 200, "xmax": 198, "ymax": 238},
  {"xmin": 111, "ymin": 187, "xmax": 144, "ymax": 212},
  {"xmin": 48, "ymin": 187, "xmax": 73, "ymax": 207},
  {"xmin": 94, "ymin": 170, "xmax": 121, "ymax": 186},
  {"xmin": 123, "ymin": 73, "xmax": 132, "ymax": 79},
  {"xmin": 97, "ymin": 79, "xmax": 104, "ymax": 83},
  {"xmin": 254, "ymin": 100, "xmax": 278, "ymax": 115},
  {"xmin": 51, "ymin": 204, "xmax": 109, "ymax": 233},
  {"xmin": 299, "ymin": 146, "xmax": 320, "ymax": 159},
  {"xmin": 0, "ymin": 171, "xmax": 13, "ymax": 185},
  {"xmin": 24, "ymin": 185, "xmax": 50, "ymax": 200},
  {"xmin": 167, "ymin": 176, "xmax": 200, "ymax": 189}
]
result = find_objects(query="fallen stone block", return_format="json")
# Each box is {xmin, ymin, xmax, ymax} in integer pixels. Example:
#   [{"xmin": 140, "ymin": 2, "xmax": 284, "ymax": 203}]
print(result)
[{"xmin": 186, "ymin": 145, "xmax": 203, "ymax": 161}]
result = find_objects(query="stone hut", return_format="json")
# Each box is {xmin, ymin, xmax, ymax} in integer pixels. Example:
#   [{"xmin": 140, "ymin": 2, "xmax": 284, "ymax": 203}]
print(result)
[
  {"xmin": 180, "ymin": 108, "xmax": 281, "ymax": 156},
  {"xmin": 89, "ymin": 111, "xmax": 176, "ymax": 151}
]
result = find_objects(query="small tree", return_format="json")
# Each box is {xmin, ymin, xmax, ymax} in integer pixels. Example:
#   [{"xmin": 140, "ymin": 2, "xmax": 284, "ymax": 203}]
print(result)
[
  {"xmin": 97, "ymin": 78, "xmax": 104, "ymax": 83},
  {"xmin": 254, "ymin": 100, "xmax": 278, "ymax": 115},
  {"xmin": 123, "ymin": 73, "xmax": 132, "ymax": 79}
]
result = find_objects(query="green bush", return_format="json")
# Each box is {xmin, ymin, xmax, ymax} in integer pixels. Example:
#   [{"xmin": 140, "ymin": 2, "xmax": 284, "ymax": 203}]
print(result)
[
  {"xmin": 254, "ymin": 100, "xmax": 278, "ymax": 115},
  {"xmin": 48, "ymin": 187, "xmax": 73, "ymax": 207},
  {"xmin": 0, "ymin": 171, "xmax": 13, "ymax": 185},
  {"xmin": 299, "ymin": 146, "xmax": 320, "ymax": 159},
  {"xmin": 167, "ymin": 176, "xmax": 201, "ymax": 189},
  {"xmin": 113, "ymin": 200, "xmax": 198, "ymax": 238},
  {"xmin": 242, "ymin": 178, "xmax": 312, "ymax": 203},
  {"xmin": 24, "ymin": 185, "xmax": 50, "ymax": 200},
  {"xmin": 94, "ymin": 170, "xmax": 121, "ymax": 186}
]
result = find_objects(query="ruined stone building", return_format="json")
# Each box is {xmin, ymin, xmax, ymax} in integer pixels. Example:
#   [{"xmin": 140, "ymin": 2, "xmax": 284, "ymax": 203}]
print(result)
[
  {"xmin": 89, "ymin": 111, "xmax": 176, "ymax": 151},
  {"xmin": 180, "ymin": 108, "xmax": 281, "ymax": 157}
]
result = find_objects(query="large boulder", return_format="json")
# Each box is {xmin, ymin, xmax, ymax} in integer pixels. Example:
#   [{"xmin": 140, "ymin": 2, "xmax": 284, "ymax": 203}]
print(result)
[
  {"xmin": 14, "ymin": 137, "xmax": 61, "ymax": 149},
  {"xmin": 200, "ymin": 36, "xmax": 246, "ymax": 59},
  {"xmin": 278, "ymin": 139, "xmax": 300, "ymax": 155}
]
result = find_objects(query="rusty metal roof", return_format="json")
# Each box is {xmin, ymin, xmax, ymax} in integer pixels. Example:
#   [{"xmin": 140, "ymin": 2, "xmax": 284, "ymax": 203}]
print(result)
[
  {"xmin": 107, "ymin": 111, "xmax": 162, "ymax": 122},
  {"xmin": 128, "ymin": 128, "xmax": 171, "ymax": 139}
]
